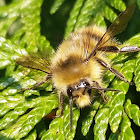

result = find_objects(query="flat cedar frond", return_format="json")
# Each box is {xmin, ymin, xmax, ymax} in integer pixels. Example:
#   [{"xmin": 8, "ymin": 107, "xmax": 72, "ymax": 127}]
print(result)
[{"xmin": 0, "ymin": 0, "xmax": 140, "ymax": 140}]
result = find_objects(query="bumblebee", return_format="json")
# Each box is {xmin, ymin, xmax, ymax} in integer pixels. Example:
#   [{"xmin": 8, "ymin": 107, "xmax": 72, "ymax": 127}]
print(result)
[{"xmin": 16, "ymin": 5, "xmax": 139, "ymax": 131}]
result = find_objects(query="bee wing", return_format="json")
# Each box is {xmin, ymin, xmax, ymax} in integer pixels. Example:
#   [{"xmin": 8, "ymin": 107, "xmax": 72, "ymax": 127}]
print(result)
[
  {"xmin": 86, "ymin": 4, "xmax": 136, "ymax": 61},
  {"xmin": 15, "ymin": 54, "xmax": 51, "ymax": 74}
]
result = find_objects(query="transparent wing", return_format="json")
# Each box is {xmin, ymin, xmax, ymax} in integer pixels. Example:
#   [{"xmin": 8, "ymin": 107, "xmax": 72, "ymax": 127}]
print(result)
[
  {"xmin": 86, "ymin": 4, "xmax": 136, "ymax": 61},
  {"xmin": 15, "ymin": 54, "xmax": 52, "ymax": 74}
]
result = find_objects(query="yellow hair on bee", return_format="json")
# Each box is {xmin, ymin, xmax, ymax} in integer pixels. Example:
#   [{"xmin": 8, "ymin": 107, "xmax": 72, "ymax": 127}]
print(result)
[
  {"xmin": 76, "ymin": 94, "xmax": 91, "ymax": 108},
  {"xmin": 51, "ymin": 25, "xmax": 119, "ymax": 100},
  {"xmin": 52, "ymin": 27, "xmax": 108, "ymax": 89}
]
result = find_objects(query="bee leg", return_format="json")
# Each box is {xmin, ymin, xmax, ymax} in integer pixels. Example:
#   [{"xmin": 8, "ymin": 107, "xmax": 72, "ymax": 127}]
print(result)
[
  {"xmin": 20, "ymin": 74, "xmax": 51, "ymax": 91},
  {"xmin": 60, "ymin": 92, "xmax": 63, "ymax": 117},
  {"xmin": 96, "ymin": 46, "xmax": 119, "ymax": 52},
  {"xmin": 69, "ymin": 95, "xmax": 73, "ymax": 131},
  {"xmin": 95, "ymin": 57, "xmax": 133, "ymax": 85},
  {"xmin": 96, "ymin": 46, "xmax": 140, "ymax": 53},
  {"xmin": 119, "ymin": 46, "xmax": 140, "ymax": 53},
  {"xmin": 67, "ymin": 89, "xmax": 73, "ymax": 131},
  {"xmin": 93, "ymin": 81, "xmax": 107, "ymax": 103},
  {"xmin": 55, "ymin": 92, "xmax": 63, "ymax": 118}
]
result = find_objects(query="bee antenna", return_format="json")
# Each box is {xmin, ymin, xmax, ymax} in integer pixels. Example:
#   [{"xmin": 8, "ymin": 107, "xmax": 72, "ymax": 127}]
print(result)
[
  {"xmin": 90, "ymin": 86, "xmax": 120, "ymax": 92},
  {"xmin": 69, "ymin": 96, "xmax": 73, "ymax": 132}
]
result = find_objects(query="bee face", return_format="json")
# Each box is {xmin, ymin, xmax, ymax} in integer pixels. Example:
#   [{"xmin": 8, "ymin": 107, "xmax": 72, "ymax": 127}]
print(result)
[{"xmin": 67, "ymin": 79, "xmax": 92, "ymax": 108}]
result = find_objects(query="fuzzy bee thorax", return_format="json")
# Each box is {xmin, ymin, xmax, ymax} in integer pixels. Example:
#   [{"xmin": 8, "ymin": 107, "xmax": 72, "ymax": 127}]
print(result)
[{"xmin": 51, "ymin": 56, "xmax": 90, "ymax": 91}]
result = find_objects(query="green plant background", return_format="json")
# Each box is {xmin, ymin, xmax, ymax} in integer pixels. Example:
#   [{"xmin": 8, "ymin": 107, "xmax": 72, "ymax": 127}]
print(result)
[{"xmin": 0, "ymin": 0, "xmax": 140, "ymax": 140}]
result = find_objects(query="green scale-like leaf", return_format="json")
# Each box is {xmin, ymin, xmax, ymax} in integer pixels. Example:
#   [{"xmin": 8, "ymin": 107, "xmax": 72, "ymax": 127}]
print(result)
[
  {"xmin": 0, "ymin": 94, "xmax": 58, "ymax": 139},
  {"xmin": 115, "ymin": 34, "xmax": 140, "ymax": 92},
  {"xmin": 0, "ymin": 94, "xmax": 25, "ymax": 117},
  {"xmin": 134, "ymin": 55, "xmax": 140, "ymax": 91},
  {"xmin": 37, "ymin": 36, "xmax": 54, "ymax": 56},
  {"xmin": 94, "ymin": 108, "xmax": 109, "ymax": 140},
  {"xmin": 107, "ymin": 59, "xmax": 135, "ymax": 96},
  {"xmin": 50, "ymin": 0, "xmax": 66, "ymax": 14},
  {"xmin": 122, "ymin": 33, "xmax": 140, "ymax": 46},
  {"xmin": 125, "ymin": 99, "xmax": 140, "ymax": 127},
  {"xmin": 0, "ymin": 0, "xmax": 47, "ymax": 54},
  {"xmin": 0, "ymin": 103, "xmax": 28, "ymax": 129},
  {"xmin": 64, "ymin": 0, "xmax": 85, "ymax": 38},
  {"xmin": 81, "ymin": 97, "xmax": 101, "ymax": 136},
  {"xmin": 108, "ymin": 112, "xmax": 135, "ymax": 140},
  {"xmin": 118, "ymin": 112, "xmax": 135, "ymax": 140},
  {"xmin": 92, "ymin": 13, "xmax": 106, "ymax": 27},
  {"xmin": 0, "ymin": 1, "xmax": 22, "ymax": 37},
  {"xmin": 0, "ymin": 36, "xmax": 27, "ymax": 63},
  {"xmin": 41, "ymin": 105, "xmax": 80, "ymax": 140},
  {"xmin": 0, "ymin": 94, "xmax": 56, "ymax": 130},
  {"xmin": 24, "ymin": 90, "xmax": 40, "ymax": 97},
  {"xmin": 74, "ymin": 0, "xmax": 103, "ymax": 30},
  {"xmin": 108, "ymin": 92, "xmax": 125, "ymax": 133},
  {"xmin": 18, "ymin": 0, "xmax": 43, "ymax": 52},
  {"xmin": 106, "ymin": 0, "xmax": 126, "ymax": 11},
  {"xmin": 102, "ymin": 5, "xmax": 117, "ymax": 22},
  {"xmin": 24, "ymin": 129, "xmax": 37, "ymax": 140},
  {"xmin": 137, "ymin": 0, "xmax": 140, "ymax": 9},
  {"xmin": 1, "ymin": 77, "xmax": 36, "ymax": 96},
  {"xmin": 104, "ymin": 59, "xmax": 136, "ymax": 133}
]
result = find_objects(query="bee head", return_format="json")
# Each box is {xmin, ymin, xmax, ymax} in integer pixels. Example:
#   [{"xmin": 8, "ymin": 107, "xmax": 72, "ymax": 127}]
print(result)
[{"xmin": 67, "ymin": 79, "xmax": 92, "ymax": 108}]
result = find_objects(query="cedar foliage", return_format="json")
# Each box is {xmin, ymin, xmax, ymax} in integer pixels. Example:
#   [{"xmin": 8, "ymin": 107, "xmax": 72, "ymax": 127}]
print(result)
[{"xmin": 0, "ymin": 0, "xmax": 140, "ymax": 139}]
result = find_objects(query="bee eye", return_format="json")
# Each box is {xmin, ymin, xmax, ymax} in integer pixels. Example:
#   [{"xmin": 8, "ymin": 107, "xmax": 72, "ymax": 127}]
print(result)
[
  {"xmin": 83, "ymin": 81, "xmax": 90, "ymax": 87},
  {"xmin": 87, "ymin": 89, "xmax": 91, "ymax": 95},
  {"xmin": 67, "ymin": 86, "xmax": 74, "ymax": 97}
]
